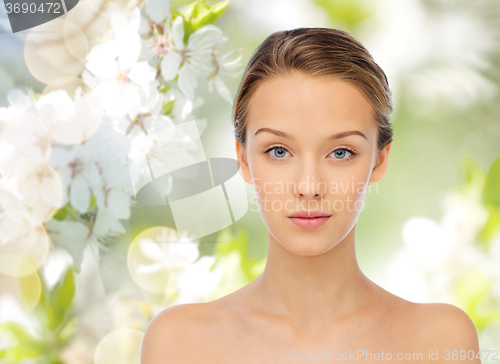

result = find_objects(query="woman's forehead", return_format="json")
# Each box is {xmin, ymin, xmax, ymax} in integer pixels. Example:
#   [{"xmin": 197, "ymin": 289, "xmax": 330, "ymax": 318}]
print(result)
[{"xmin": 246, "ymin": 73, "xmax": 378, "ymax": 142}]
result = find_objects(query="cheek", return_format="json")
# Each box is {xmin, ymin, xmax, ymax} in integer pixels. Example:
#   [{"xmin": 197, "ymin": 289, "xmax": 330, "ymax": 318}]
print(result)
[
  {"xmin": 251, "ymin": 169, "xmax": 293, "ymax": 217},
  {"xmin": 325, "ymin": 165, "xmax": 371, "ymax": 211},
  {"xmin": 251, "ymin": 162, "xmax": 285, "ymax": 195},
  {"xmin": 250, "ymin": 157, "xmax": 372, "ymax": 211},
  {"xmin": 253, "ymin": 178, "xmax": 285, "ymax": 207}
]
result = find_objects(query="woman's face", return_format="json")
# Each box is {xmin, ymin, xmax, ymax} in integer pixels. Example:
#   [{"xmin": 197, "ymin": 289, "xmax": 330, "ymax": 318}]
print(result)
[{"xmin": 236, "ymin": 71, "xmax": 391, "ymax": 256}]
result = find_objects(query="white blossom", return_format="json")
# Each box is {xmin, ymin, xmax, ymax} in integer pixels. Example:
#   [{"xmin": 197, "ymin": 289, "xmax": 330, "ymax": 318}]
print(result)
[
  {"xmin": 45, "ymin": 219, "xmax": 110, "ymax": 273},
  {"xmin": 49, "ymin": 144, "xmax": 103, "ymax": 214},
  {"xmin": 386, "ymin": 189, "xmax": 492, "ymax": 304},
  {"xmin": 207, "ymin": 48, "xmax": 242, "ymax": 103},
  {"xmin": 160, "ymin": 16, "xmax": 222, "ymax": 99},
  {"xmin": 110, "ymin": 82, "xmax": 174, "ymax": 138},
  {"xmin": 36, "ymin": 88, "xmax": 103, "ymax": 145},
  {"xmin": 85, "ymin": 8, "xmax": 157, "ymax": 118},
  {"xmin": 0, "ymin": 103, "xmax": 50, "ymax": 164},
  {"xmin": 137, "ymin": 238, "xmax": 199, "ymax": 275},
  {"xmin": 175, "ymin": 255, "xmax": 224, "ymax": 304}
]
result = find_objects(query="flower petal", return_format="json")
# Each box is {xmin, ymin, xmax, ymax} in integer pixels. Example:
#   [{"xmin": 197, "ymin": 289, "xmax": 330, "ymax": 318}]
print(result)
[
  {"xmin": 118, "ymin": 33, "xmax": 141, "ymax": 70},
  {"xmin": 44, "ymin": 219, "xmax": 89, "ymax": 273},
  {"xmin": 178, "ymin": 63, "xmax": 197, "ymax": 99},
  {"xmin": 188, "ymin": 25, "xmax": 221, "ymax": 51},
  {"xmin": 84, "ymin": 163, "xmax": 102, "ymax": 186},
  {"xmin": 137, "ymin": 262, "xmax": 163, "ymax": 275},
  {"xmin": 145, "ymin": 0, "xmax": 170, "ymax": 24},
  {"xmin": 70, "ymin": 174, "xmax": 90, "ymax": 213},
  {"xmin": 128, "ymin": 62, "xmax": 157, "ymax": 85},
  {"xmin": 160, "ymin": 51, "xmax": 182, "ymax": 81},
  {"xmin": 127, "ymin": 7, "xmax": 141, "ymax": 34},
  {"xmin": 138, "ymin": 15, "xmax": 150, "ymax": 36},
  {"xmin": 86, "ymin": 42, "xmax": 120, "ymax": 78},
  {"xmin": 171, "ymin": 16, "xmax": 185, "ymax": 49},
  {"xmin": 107, "ymin": 190, "xmax": 131, "ymax": 219},
  {"xmin": 94, "ymin": 81, "xmax": 141, "ymax": 118},
  {"xmin": 49, "ymin": 147, "xmax": 72, "ymax": 167},
  {"xmin": 215, "ymin": 76, "xmax": 233, "ymax": 103},
  {"xmin": 93, "ymin": 208, "xmax": 126, "ymax": 236},
  {"xmin": 138, "ymin": 238, "xmax": 164, "ymax": 261}
]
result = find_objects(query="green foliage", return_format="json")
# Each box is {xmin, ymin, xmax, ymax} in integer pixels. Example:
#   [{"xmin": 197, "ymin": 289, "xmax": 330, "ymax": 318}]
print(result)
[
  {"xmin": 215, "ymin": 227, "xmax": 265, "ymax": 282},
  {"xmin": 34, "ymin": 267, "xmax": 76, "ymax": 331},
  {"xmin": 457, "ymin": 157, "xmax": 500, "ymax": 249},
  {"xmin": 52, "ymin": 207, "xmax": 68, "ymax": 221},
  {"xmin": 450, "ymin": 157, "xmax": 500, "ymax": 332},
  {"xmin": 461, "ymin": 155, "xmax": 486, "ymax": 187},
  {"xmin": 52, "ymin": 200, "xmax": 92, "ymax": 222},
  {"xmin": 89, "ymin": 194, "xmax": 97, "ymax": 210},
  {"xmin": 170, "ymin": 0, "xmax": 192, "ymax": 7},
  {"xmin": 178, "ymin": 0, "xmax": 229, "ymax": 43},
  {"xmin": 162, "ymin": 99, "xmax": 176, "ymax": 115},
  {"xmin": 481, "ymin": 158, "xmax": 500, "ymax": 246},
  {"xmin": 312, "ymin": 0, "xmax": 374, "ymax": 30},
  {"xmin": 454, "ymin": 270, "xmax": 500, "ymax": 331},
  {"xmin": 0, "ymin": 268, "xmax": 77, "ymax": 362},
  {"xmin": 50, "ymin": 268, "xmax": 75, "ymax": 329},
  {"xmin": 57, "ymin": 316, "xmax": 79, "ymax": 345},
  {"xmin": 483, "ymin": 158, "xmax": 500, "ymax": 209},
  {"xmin": 0, "ymin": 323, "xmax": 44, "ymax": 361},
  {"xmin": 19, "ymin": 272, "xmax": 41, "ymax": 309},
  {"xmin": 481, "ymin": 207, "xmax": 500, "ymax": 244},
  {"xmin": 158, "ymin": 83, "xmax": 171, "ymax": 94}
]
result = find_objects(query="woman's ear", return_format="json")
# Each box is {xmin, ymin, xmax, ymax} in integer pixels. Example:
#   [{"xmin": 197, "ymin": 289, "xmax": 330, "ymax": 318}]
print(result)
[
  {"xmin": 235, "ymin": 139, "xmax": 253, "ymax": 185},
  {"xmin": 368, "ymin": 142, "xmax": 391, "ymax": 185}
]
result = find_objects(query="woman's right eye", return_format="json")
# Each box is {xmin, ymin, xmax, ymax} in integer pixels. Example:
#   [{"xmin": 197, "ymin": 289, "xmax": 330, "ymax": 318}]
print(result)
[{"xmin": 265, "ymin": 146, "xmax": 291, "ymax": 159}]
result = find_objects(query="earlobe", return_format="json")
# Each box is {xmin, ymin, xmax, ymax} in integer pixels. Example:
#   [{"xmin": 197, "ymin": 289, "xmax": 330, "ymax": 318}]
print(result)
[
  {"xmin": 235, "ymin": 140, "xmax": 253, "ymax": 185},
  {"xmin": 368, "ymin": 143, "xmax": 391, "ymax": 185}
]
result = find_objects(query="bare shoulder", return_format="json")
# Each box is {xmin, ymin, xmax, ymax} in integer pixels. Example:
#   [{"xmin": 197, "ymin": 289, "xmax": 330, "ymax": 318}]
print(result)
[
  {"xmin": 409, "ymin": 302, "xmax": 481, "ymax": 362},
  {"xmin": 140, "ymin": 302, "xmax": 221, "ymax": 364}
]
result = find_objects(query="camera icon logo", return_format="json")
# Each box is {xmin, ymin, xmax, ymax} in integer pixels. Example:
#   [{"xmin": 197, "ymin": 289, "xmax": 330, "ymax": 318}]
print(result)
[
  {"xmin": 4, "ymin": 0, "xmax": 79, "ymax": 33},
  {"xmin": 127, "ymin": 120, "xmax": 248, "ymax": 243}
]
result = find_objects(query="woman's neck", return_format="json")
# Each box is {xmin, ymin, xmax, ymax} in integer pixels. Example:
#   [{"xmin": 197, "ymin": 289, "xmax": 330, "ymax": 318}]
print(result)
[{"xmin": 250, "ymin": 224, "xmax": 378, "ymax": 331}]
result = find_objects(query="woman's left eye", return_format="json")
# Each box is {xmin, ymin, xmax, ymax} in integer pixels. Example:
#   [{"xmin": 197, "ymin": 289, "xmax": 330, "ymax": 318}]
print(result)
[
  {"xmin": 266, "ymin": 146, "xmax": 291, "ymax": 159},
  {"xmin": 263, "ymin": 146, "xmax": 357, "ymax": 161},
  {"xmin": 329, "ymin": 148, "xmax": 354, "ymax": 160}
]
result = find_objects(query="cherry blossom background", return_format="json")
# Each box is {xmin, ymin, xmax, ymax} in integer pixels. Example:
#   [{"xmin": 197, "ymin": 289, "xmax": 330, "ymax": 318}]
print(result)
[{"xmin": 0, "ymin": 0, "xmax": 499, "ymax": 362}]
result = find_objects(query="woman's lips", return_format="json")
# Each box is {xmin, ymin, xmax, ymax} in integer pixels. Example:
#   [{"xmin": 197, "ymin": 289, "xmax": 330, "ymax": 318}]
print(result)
[{"xmin": 288, "ymin": 216, "xmax": 330, "ymax": 229}]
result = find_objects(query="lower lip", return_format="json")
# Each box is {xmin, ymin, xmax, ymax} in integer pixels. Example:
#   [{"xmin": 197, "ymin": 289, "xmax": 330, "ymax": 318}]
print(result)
[{"xmin": 288, "ymin": 216, "xmax": 331, "ymax": 229}]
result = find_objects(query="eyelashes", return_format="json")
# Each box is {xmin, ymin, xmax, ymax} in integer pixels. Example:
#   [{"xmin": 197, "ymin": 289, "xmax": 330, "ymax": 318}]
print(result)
[
  {"xmin": 262, "ymin": 144, "xmax": 359, "ymax": 162},
  {"xmin": 263, "ymin": 144, "xmax": 292, "ymax": 160}
]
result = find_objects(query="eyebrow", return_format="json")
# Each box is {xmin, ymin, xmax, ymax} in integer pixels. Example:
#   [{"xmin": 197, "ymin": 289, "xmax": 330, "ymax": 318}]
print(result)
[{"xmin": 254, "ymin": 127, "xmax": 368, "ymax": 141}]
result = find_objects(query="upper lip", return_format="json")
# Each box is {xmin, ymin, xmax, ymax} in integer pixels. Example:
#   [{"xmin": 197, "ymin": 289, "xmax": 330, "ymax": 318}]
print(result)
[{"xmin": 289, "ymin": 210, "xmax": 332, "ymax": 218}]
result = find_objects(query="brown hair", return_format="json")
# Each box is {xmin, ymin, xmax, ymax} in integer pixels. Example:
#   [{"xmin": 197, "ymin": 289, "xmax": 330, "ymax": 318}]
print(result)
[{"xmin": 232, "ymin": 28, "xmax": 393, "ymax": 151}]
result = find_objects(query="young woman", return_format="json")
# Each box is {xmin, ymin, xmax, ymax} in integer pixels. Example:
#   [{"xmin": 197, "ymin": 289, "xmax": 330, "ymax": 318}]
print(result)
[{"xmin": 141, "ymin": 28, "xmax": 481, "ymax": 363}]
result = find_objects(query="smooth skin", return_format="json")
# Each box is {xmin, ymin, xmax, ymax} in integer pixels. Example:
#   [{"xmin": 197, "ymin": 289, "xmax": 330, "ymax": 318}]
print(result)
[{"xmin": 141, "ymin": 71, "xmax": 481, "ymax": 363}]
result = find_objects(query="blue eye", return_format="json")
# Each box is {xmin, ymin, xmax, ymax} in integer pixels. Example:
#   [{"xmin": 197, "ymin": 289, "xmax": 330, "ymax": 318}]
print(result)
[
  {"xmin": 263, "ymin": 145, "xmax": 358, "ymax": 162},
  {"xmin": 330, "ymin": 149, "xmax": 354, "ymax": 160},
  {"xmin": 266, "ymin": 146, "xmax": 290, "ymax": 159}
]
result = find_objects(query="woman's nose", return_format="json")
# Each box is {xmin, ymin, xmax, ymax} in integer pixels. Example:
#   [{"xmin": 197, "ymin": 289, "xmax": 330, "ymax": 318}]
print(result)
[{"xmin": 294, "ymin": 161, "xmax": 326, "ymax": 198}]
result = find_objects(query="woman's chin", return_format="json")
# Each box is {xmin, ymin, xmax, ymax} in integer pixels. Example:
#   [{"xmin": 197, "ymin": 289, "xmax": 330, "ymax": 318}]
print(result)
[{"xmin": 279, "ymin": 239, "xmax": 337, "ymax": 257}]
